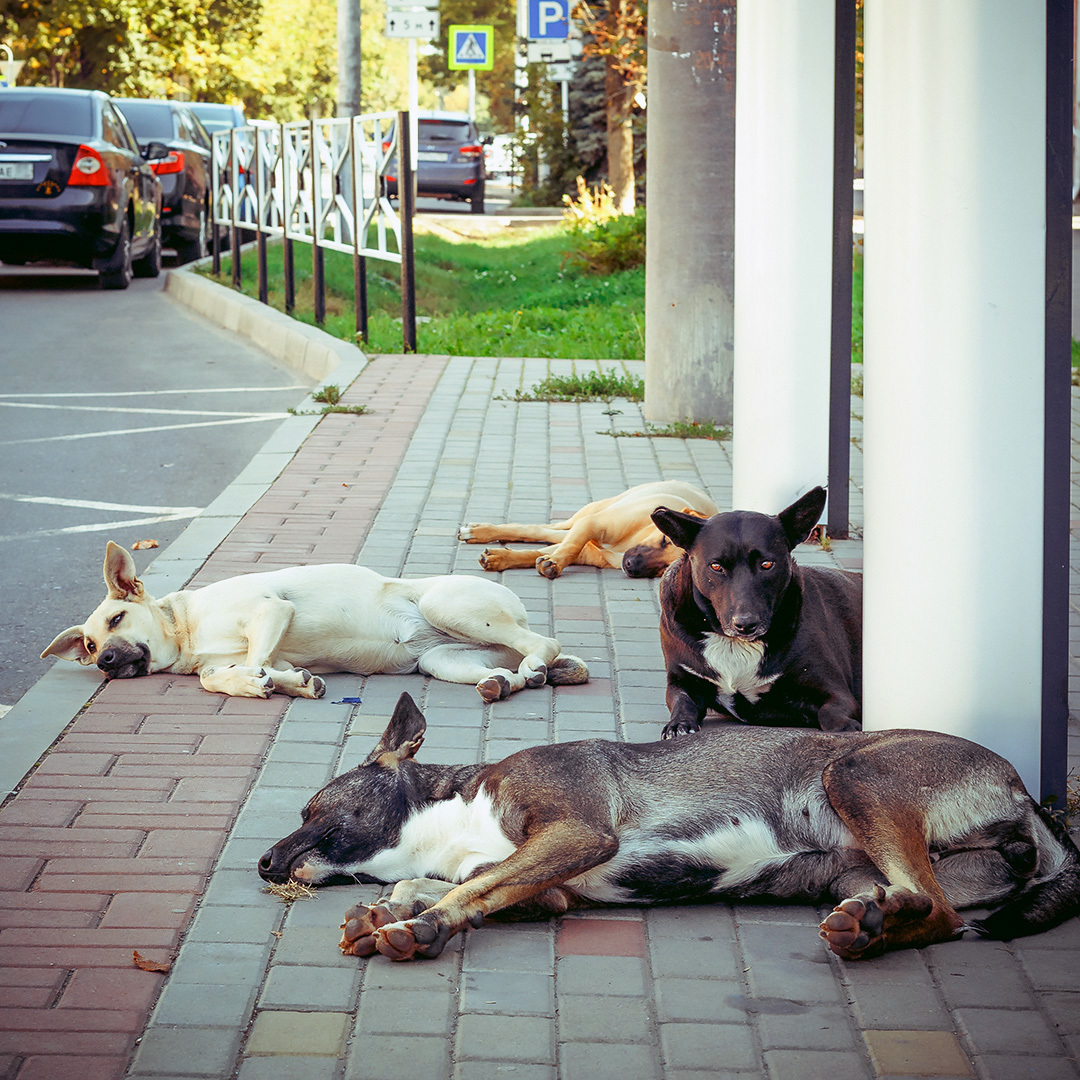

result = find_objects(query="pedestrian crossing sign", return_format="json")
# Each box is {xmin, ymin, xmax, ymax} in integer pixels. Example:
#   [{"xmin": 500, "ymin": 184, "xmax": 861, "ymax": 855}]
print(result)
[{"xmin": 448, "ymin": 25, "xmax": 494, "ymax": 70}]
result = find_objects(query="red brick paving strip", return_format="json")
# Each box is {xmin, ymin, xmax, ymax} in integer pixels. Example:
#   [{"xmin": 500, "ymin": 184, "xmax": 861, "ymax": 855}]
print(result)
[{"xmin": 0, "ymin": 354, "xmax": 446, "ymax": 1080}]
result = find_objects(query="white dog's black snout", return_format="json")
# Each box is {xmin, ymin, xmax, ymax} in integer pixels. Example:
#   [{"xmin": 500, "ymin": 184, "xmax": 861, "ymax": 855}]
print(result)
[{"xmin": 96, "ymin": 641, "xmax": 150, "ymax": 679}]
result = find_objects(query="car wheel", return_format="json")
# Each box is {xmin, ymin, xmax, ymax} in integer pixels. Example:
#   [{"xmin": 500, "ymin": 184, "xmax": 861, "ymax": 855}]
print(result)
[
  {"xmin": 470, "ymin": 187, "xmax": 485, "ymax": 214},
  {"xmin": 99, "ymin": 218, "xmax": 133, "ymax": 290},
  {"xmin": 175, "ymin": 207, "xmax": 208, "ymax": 264},
  {"xmin": 133, "ymin": 219, "xmax": 162, "ymax": 279}
]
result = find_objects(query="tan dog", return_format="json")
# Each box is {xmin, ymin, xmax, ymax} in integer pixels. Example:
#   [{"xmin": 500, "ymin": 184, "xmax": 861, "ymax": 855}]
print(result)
[
  {"xmin": 458, "ymin": 481, "xmax": 719, "ymax": 579},
  {"xmin": 41, "ymin": 542, "xmax": 588, "ymax": 702}
]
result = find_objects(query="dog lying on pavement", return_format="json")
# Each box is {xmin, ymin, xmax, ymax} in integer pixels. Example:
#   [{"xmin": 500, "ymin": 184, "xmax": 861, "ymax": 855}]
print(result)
[
  {"xmin": 258, "ymin": 692, "xmax": 1080, "ymax": 963},
  {"xmin": 459, "ymin": 481, "xmax": 718, "ymax": 579},
  {"xmin": 653, "ymin": 485, "xmax": 862, "ymax": 737},
  {"xmin": 41, "ymin": 542, "xmax": 588, "ymax": 703}
]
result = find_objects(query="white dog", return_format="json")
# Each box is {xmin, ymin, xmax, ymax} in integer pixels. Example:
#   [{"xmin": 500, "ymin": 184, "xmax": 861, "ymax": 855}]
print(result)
[{"xmin": 42, "ymin": 542, "xmax": 588, "ymax": 702}]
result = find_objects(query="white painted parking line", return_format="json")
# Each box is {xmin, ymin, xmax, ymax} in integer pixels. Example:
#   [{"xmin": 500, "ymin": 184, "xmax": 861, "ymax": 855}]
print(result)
[
  {"xmin": 1, "ymin": 413, "xmax": 289, "ymax": 446},
  {"xmin": 0, "ymin": 401, "xmax": 289, "ymax": 418},
  {"xmin": 0, "ymin": 511, "xmax": 201, "ymax": 544},
  {"xmin": 0, "ymin": 386, "xmax": 309, "ymax": 398},
  {"xmin": 0, "ymin": 493, "xmax": 202, "ymax": 515}
]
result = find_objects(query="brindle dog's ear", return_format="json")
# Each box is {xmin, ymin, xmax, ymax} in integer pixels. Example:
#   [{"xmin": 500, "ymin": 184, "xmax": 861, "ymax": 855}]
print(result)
[
  {"xmin": 652, "ymin": 506, "xmax": 708, "ymax": 551},
  {"xmin": 364, "ymin": 692, "xmax": 427, "ymax": 767},
  {"xmin": 777, "ymin": 486, "xmax": 827, "ymax": 549},
  {"xmin": 103, "ymin": 541, "xmax": 144, "ymax": 601}
]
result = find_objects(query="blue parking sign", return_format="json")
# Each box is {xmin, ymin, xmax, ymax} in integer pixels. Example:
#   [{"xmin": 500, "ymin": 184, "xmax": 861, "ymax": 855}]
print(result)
[{"xmin": 528, "ymin": 0, "xmax": 569, "ymax": 39}]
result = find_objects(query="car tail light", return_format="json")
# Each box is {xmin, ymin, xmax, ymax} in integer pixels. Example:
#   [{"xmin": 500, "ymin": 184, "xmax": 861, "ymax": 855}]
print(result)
[
  {"xmin": 382, "ymin": 140, "xmax": 392, "ymax": 152},
  {"xmin": 67, "ymin": 145, "xmax": 108, "ymax": 186},
  {"xmin": 458, "ymin": 144, "xmax": 483, "ymax": 159},
  {"xmin": 151, "ymin": 150, "xmax": 185, "ymax": 175}
]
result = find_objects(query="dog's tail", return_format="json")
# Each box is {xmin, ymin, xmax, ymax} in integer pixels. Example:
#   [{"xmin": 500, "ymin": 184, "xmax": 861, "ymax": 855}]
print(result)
[
  {"xmin": 972, "ymin": 802, "xmax": 1080, "ymax": 941},
  {"xmin": 547, "ymin": 654, "xmax": 590, "ymax": 686}
]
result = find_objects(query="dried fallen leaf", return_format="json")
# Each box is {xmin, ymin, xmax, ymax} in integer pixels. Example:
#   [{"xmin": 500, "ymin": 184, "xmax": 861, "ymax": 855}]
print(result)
[
  {"xmin": 132, "ymin": 950, "xmax": 171, "ymax": 973},
  {"xmin": 132, "ymin": 539, "xmax": 159, "ymax": 550}
]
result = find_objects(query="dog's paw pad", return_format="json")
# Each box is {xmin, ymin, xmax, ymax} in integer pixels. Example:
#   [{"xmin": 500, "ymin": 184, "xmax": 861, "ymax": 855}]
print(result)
[
  {"xmin": 311, "ymin": 675, "xmax": 326, "ymax": 699},
  {"xmin": 661, "ymin": 721, "xmax": 700, "ymax": 740},
  {"xmin": 535, "ymin": 557, "xmax": 561, "ymax": 579},
  {"xmin": 477, "ymin": 674, "xmax": 511, "ymax": 703},
  {"xmin": 525, "ymin": 663, "xmax": 547, "ymax": 689}
]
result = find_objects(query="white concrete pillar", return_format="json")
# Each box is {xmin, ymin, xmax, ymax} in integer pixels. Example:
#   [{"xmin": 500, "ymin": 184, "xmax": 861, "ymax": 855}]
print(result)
[
  {"xmin": 861, "ymin": 0, "xmax": 1046, "ymax": 794},
  {"xmin": 731, "ymin": 0, "xmax": 836, "ymax": 514}
]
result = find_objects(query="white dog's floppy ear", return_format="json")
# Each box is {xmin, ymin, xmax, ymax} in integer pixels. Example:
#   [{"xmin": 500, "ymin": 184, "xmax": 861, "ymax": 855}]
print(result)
[
  {"xmin": 41, "ymin": 626, "xmax": 93, "ymax": 665},
  {"xmin": 103, "ymin": 541, "xmax": 144, "ymax": 600}
]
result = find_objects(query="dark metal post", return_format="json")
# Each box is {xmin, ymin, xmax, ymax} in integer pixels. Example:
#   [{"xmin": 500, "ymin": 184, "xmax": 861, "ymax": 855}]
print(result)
[
  {"xmin": 311, "ymin": 119, "xmax": 326, "ymax": 326},
  {"xmin": 281, "ymin": 123, "xmax": 295, "ymax": 313},
  {"xmin": 1041, "ymin": 0, "xmax": 1073, "ymax": 805},
  {"xmin": 254, "ymin": 126, "xmax": 268, "ymax": 305},
  {"xmin": 398, "ymin": 109, "xmax": 417, "ymax": 353},
  {"xmin": 210, "ymin": 138, "xmax": 221, "ymax": 276},
  {"xmin": 350, "ymin": 118, "xmax": 368, "ymax": 342},
  {"xmin": 230, "ymin": 129, "xmax": 242, "ymax": 288},
  {"xmin": 827, "ymin": 0, "xmax": 856, "ymax": 540}
]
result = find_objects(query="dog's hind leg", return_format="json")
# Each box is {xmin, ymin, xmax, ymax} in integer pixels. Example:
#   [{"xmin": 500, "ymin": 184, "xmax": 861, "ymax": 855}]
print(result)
[
  {"xmin": 368, "ymin": 821, "xmax": 618, "ymax": 960},
  {"xmin": 478, "ymin": 545, "xmax": 557, "ymax": 572},
  {"xmin": 417, "ymin": 643, "xmax": 528, "ymax": 702},
  {"xmin": 818, "ymin": 746, "xmax": 966, "ymax": 958},
  {"xmin": 461, "ymin": 523, "xmax": 570, "ymax": 544}
]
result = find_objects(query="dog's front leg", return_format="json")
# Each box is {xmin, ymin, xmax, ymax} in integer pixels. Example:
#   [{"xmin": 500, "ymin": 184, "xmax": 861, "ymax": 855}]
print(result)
[
  {"xmin": 365, "ymin": 821, "xmax": 618, "ymax": 961},
  {"xmin": 662, "ymin": 679, "xmax": 708, "ymax": 738},
  {"xmin": 199, "ymin": 664, "xmax": 276, "ymax": 698},
  {"xmin": 816, "ymin": 690, "xmax": 861, "ymax": 732},
  {"xmin": 340, "ymin": 878, "xmax": 457, "ymax": 957}
]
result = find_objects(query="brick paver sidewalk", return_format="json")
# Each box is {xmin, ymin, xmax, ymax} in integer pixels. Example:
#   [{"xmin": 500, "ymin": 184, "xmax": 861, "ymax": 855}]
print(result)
[{"xmin": 2, "ymin": 356, "xmax": 1078, "ymax": 1080}]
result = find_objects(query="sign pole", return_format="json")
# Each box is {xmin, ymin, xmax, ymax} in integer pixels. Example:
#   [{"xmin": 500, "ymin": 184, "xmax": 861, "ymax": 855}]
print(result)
[{"xmin": 468, "ymin": 69, "xmax": 476, "ymax": 120}]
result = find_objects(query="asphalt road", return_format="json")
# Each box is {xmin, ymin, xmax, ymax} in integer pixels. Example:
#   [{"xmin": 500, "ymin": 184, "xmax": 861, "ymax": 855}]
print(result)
[{"xmin": 0, "ymin": 267, "xmax": 314, "ymax": 710}]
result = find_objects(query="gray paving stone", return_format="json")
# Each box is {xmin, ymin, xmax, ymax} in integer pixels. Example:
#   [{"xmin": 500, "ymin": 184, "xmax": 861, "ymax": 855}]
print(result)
[
  {"xmin": 455, "ymin": 1014, "xmax": 555, "ymax": 1063},
  {"xmin": 461, "ymin": 969, "xmax": 554, "ymax": 1015},
  {"xmin": 237, "ymin": 1058, "xmax": 342, "ymax": 1080},
  {"xmin": 648, "ymin": 933, "xmax": 741, "ymax": 980},
  {"xmin": 1019, "ymin": 948, "xmax": 1080, "ymax": 991},
  {"xmin": 168, "ymin": 941, "xmax": 272, "ymax": 985},
  {"xmin": 744, "ymin": 958, "xmax": 843, "ymax": 1003},
  {"xmin": 271, "ymin": 925, "xmax": 363, "ymax": 967},
  {"xmin": 362, "ymin": 957, "xmax": 461, "ymax": 992},
  {"xmin": 658, "ymin": 1021, "xmax": 758, "ymax": 1071},
  {"xmin": 462, "ymin": 927, "xmax": 554, "ymax": 972},
  {"xmin": 762, "ymin": 1048, "xmax": 872, "ymax": 1080},
  {"xmin": 954, "ymin": 1007, "xmax": 1065, "ymax": 1056},
  {"xmin": 255, "ymin": 760, "xmax": 334, "ymax": 790},
  {"xmin": 739, "ymin": 921, "xmax": 833, "ymax": 965},
  {"xmin": 556, "ymin": 993, "xmax": 652, "ymax": 1043},
  {"xmin": 259, "ymin": 964, "xmax": 361, "ymax": 1010},
  {"xmin": 453, "ymin": 1063, "xmax": 556, "ymax": 1080},
  {"xmin": 977, "ymin": 1054, "xmax": 1079, "ymax": 1080},
  {"xmin": 354, "ymin": 987, "xmax": 455, "ymax": 1035},
  {"xmin": 653, "ymin": 978, "xmax": 746, "ymax": 1024},
  {"xmin": 937, "ymin": 963, "xmax": 1035, "ymax": 1008},
  {"xmin": 201, "ymin": 868, "xmax": 287, "ymax": 907},
  {"xmin": 556, "ymin": 954, "xmax": 648, "ymax": 996},
  {"xmin": 128, "ymin": 1025, "xmax": 242, "ymax": 1076},
  {"xmin": 558, "ymin": 1041, "xmax": 660, "ymax": 1080},
  {"xmin": 847, "ymin": 979, "xmax": 953, "ymax": 1030},
  {"xmin": 152, "ymin": 980, "xmax": 258, "ymax": 1026},
  {"xmin": 757, "ymin": 1004, "xmax": 858, "ymax": 1050},
  {"xmin": 646, "ymin": 905, "xmax": 737, "ymax": 939},
  {"xmin": 343, "ymin": 1028, "xmax": 449, "ymax": 1080},
  {"xmin": 186, "ymin": 902, "xmax": 284, "ymax": 944}
]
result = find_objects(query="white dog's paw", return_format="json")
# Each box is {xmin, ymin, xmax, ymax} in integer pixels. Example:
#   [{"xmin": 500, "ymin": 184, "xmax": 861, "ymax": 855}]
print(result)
[{"xmin": 458, "ymin": 524, "xmax": 474, "ymax": 541}]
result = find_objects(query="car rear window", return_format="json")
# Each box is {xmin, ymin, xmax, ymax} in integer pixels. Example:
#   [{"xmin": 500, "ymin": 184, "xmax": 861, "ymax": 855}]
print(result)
[
  {"xmin": 0, "ymin": 95, "xmax": 94, "ymax": 136},
  {"xmin": 116, "ymin": 101, "xmax": 175, "ymax": 140},
  {"xmin": 418, "ymin": 120, "xmax": 473, "ymax": 143}
]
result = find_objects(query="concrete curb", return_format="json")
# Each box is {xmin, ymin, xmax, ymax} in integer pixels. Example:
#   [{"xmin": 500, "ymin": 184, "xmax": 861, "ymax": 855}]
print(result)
[{"xmin": 0, "ymin": 269, "xmax": 369, "ymax": 798}]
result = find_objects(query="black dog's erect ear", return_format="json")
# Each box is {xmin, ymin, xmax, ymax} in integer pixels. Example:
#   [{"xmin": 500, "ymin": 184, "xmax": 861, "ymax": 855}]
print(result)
[
  {"xmin": 776, "ymin": 486, "xmax": 827, "ymax": 550},
  {"xmin": 652, "ymin": 506, "xmax": 709, "ymax": 551},
  {"xmin": 364, "ymin": 692, "xmax": 427, "ymax": 767}
]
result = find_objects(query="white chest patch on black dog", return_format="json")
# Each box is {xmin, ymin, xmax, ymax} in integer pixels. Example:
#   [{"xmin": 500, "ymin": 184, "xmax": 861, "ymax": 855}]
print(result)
[{"xmin": 689, "ymin": 633, "xmax": 778, "ymax": 710}]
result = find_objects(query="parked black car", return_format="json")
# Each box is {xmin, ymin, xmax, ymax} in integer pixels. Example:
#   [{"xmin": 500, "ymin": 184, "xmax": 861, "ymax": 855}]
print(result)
[
  {"xmin": 115, "ymin": 98, "xmax": 212, "ymax": 263},
  {"xmin": 386, "ymin": 111, "xmax": 487, "ymax": 214},
  {"xmin": 0, "ymin": 87, "xmax": 164, "ymax": 288}
]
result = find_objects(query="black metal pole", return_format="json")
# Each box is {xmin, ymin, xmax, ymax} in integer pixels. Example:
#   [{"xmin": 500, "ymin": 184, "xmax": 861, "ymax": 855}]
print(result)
[
  {"xmin": 356, "ymin": 254, "xmax": 368, "ymax": 343},
  {"xmin": 284, "ymin": 235, "xmax": 296, "ymax": 314},
  {"xmin": 398, "ymin": 109, "xmax": 417, "ymax": 353},
  {"xmin": 311, "ymin": 119, "xmax": 326, "ymax": 325},
  {"xmin": 827, "ymin": 0, "xmax": 856, "ymax": 540},
  {"xmin": 350, "ymin": 118, "xmax": 367, "ymax": 342},
  {"xmin": 1041, "ymin": 0, "xmax": 1073, "ymax": 806},
  {"xmin": 254, "ymin": 128, "xmax": 268, "ymax": 304},
  {"xmin": 211, "ymin": 219, "xmax": 220, "ymax": 277},
  {"xmin": 230, "ymin": 129, "xmax": 241, "ymax": 288}
]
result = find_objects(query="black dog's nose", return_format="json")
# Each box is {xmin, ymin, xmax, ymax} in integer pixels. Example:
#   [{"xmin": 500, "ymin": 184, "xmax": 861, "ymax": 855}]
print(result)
[
  {"xmin": 257, "ymin": 850, "xmax": 276, "ymax": 880},
  {"xmin": 731, "ymin": 615, "xmax": 760, "ymax": 636}
]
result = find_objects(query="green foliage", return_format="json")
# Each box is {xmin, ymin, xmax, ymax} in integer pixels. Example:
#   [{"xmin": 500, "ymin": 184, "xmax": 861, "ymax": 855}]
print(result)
[
  {"xmin": 311, "ymin": 384, "xmax": 342, "ymax": 404},
  {"xmin": 207, "ymin": 224, "xmax": 645, "ymax": 360},
  {"xmin": 852, "ymin": 246, "xmax": 863, "ymax": 365},
  {"xmin": 564, "ymin": 206, "xmax": 645, "ymax": 274},
  {"xmin": 504, "ymin": 370, "xmax": 644, "ymax": 401},
  {"xmin": 607, "ymin": 420, "xmax": 732, "ymax": 441}
]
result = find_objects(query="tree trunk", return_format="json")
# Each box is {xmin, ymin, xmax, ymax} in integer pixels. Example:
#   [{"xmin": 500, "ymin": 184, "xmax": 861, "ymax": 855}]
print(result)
[{"xmin": 604, "ymin": 2, "xmax": 636, "ymax": 213}]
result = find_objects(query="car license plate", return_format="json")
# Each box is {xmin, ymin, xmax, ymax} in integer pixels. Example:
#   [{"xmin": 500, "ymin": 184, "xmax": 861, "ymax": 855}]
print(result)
[
  {"xmin": 0, "ymin": 162, "xmax": 34, "ymax": 180},
  {"xmin": 416, "ymin": 151, "xmax": 448, "ymax": 163}
]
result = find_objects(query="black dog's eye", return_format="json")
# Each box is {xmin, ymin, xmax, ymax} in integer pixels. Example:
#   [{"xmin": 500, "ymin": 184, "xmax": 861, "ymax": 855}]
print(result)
[
  {"xmin": 709, "ymin": 563, "xmax": 726, "ymax": 574},
  {"xmin": 85, "ymin": 639, "xmax": 96, "ymax": 654},
  {"xmin": 760, "ymin": 561, "xmax": 775, "ymax": 571},
  {"xmin": 108, "ymin": 612, "xmax": 125, "ymax": 630}
]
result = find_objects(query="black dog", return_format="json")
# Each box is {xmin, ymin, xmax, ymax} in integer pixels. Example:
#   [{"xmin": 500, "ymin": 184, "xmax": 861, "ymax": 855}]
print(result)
[{"xmin": 652, "ymin": 486, "xmax": 861, "ymax": 738}]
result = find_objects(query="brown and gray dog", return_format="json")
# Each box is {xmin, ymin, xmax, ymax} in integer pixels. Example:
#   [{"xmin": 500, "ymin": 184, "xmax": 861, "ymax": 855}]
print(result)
[
  {"xmin": 42, "ymin": 542, "xmax": 588, "ymax": 703},
  {"xmin": 459, "ymin": 481, "xmax": 718, "ymax": 579},
  {"xmin": 653, "ymin": 486, "xmax": 862, "ymax": 738},
  {"xmin": 260, "ymin": 693, "xmax": 1080, "ymax": 963}
]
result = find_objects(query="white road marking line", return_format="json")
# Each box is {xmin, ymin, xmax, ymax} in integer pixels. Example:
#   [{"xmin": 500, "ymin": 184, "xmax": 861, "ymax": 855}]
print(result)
[
  {"xmin": 0, "ymin": 494, "xmax": 202, "ymax": 515},
  {"xmin": 0, "ymin": 401, "xmax": 284, "ymax": 418},
  {"xmin": 0, "ymin": 414, "xmax": 288, "ymax": 446},
  {"xmin": 0, "ymin": 386, "xmax": 309, "ymax": 398},
  {"xmin": 0, "ymin": 512, "xmax": 200, "ymax": 544}
]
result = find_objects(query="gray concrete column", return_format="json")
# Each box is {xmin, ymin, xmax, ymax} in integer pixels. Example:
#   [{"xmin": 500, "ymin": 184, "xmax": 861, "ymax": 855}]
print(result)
[
  {"xmin": 643, "ymin": 1, "xmax": 736, "ymax": 426},
  {"xmin": 861, "ymin": 0, "xmax": 1049, "ymax": 795},
  {"xmin": 731, "ymin": 0, "xmax": 836, "ymax": 514}
]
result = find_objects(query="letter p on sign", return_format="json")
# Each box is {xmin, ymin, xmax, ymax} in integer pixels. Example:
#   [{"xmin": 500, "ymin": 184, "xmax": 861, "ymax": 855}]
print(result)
[{"xmin": 528, "ymin": 0, "xmax": 568, "ymax": 38}]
